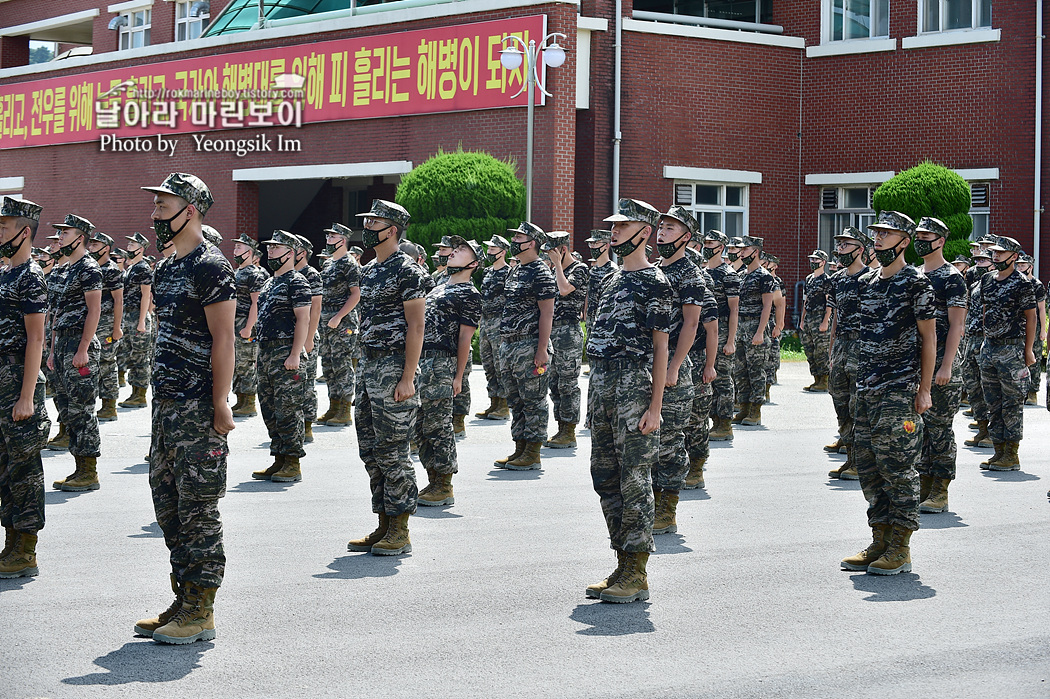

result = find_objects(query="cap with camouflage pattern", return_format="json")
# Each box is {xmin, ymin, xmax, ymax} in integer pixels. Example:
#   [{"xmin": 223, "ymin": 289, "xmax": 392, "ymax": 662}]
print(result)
[
  {"xmin": 585, "ymin": 229, "xmax": 612, "ymax": 243},
  {"xmin": 89, "ymin": 231, "xmax": 115, "ymax": 248},
  {"xmin": 436, "ymin": 235, "xmax": 458, "ymax": 250},
  {"xmin": 52, "ymin": 213, "xmax": 94, "ymax": 235},
  {"xmin": 355, "ymin": 199, "xmax": 410, "ymax": 229},
  {"xmin": 915, "ymin": 216, "xmax": 950, "ymax": 239},
  {"xmin": 1019, "ymin": 253, "xmax": 1034, "ymax": 264},
  {"xmin": 660, "ymin": 205, "xmax": 699, "ymax": 235},
  {"xmin": 972, "ymin": 249, "xmax": 991, "ymax": 260},
  {"xmin": 604, "ymin": 198, "xmax": 661, "ymax": 228},
  {"xmin": 142, "ymin": 173, "xmax": 214, "ymax": 216},
  {"xmin": 763, "ymin": 253, "xmax": 780, "ymax": 265},
  {"xmin": 808, "ymin": 249, "xmax": 829, "ymax": 261},
  {"xmin": 507, "ymin": 221, "xmax": 548, "ymax": 247},
  {"xmin": 202, "ymin": 225, "xmax": 222, "ymax": 246},
  {"xmin": 728, "ymin": 236, "xmax": 744, "ymax": 248},
  {"xmin": 542, "ymin": 230, "xmax": 571, "ymax": 251},
  {"xmin": 126, "ymin": 232, "xmax": 150, "ymax": 247},
  {"xmin": 45, "ymin": 232, "xmax": 61, "ymax": 241},
  {"xmin": 977, "ymin": 234, "xmax": 998, "ymax": 245},
  {"xmin": 235, "ymin": 232, "xmax": 259, "ymax": 251},
  {"xmin": 484, "ymin": 234, "xmax": 511, "ymax": 250},
  {"xmin": 348, "ymin": 246, "xmax": 363, "ymax": 256},
  {"xmin": 704, "ymin": 229, "xmax": 729, "ymax": 245},
  {"xmin": 113, "ymin": 248, "xmax": 127, "ymax": 258},
  {"xmin": 294, "ymin": 234, "xmax": 313, "ymax": 253},
  {"xmin": 324, "ymin": 222, "xmax": 352, "ymax": 238},
  {"xmin": 835, "ymin": 227, "xmax": 870, "ymax": 247},
  {"xmin": 445, "ymin": 234, "xmax": 483, "ymax": 261},
  {"xmin": 952, "ymin": 255, "xmax": 971, "ymax": 264},
  {"xmin": 0, "ymin": 196, "xmax": 42, "ymax": 221},
  {"xmin": 741, "ymin": 235, "xmax": 764, "ymax": 249},
  {"xmin": 262, "ymin": 229, "xmax": 302, "ymax": 250},
  {"xmin": 988, "ymin": 236, "xmax": 1022, "ymax": 254},
  {"xmin": 868, "ymin": 210, "xmax": 917, "ymax": 238}
]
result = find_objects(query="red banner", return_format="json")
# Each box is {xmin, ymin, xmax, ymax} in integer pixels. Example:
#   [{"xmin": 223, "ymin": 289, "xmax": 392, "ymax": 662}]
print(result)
[{"xmin": 0, "ymin": 14, "xmax": 547, "ymax": 150}]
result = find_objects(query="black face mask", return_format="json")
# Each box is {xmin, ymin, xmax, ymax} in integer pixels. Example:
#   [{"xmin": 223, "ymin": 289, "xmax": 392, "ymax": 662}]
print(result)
[
  {"xmin": 362, "ymin": 224, "xmax": 391, "ymax": 249},
  {"xmin": 589, "ymin": 245, "xmax": 606, "ymax": 260},
  {"xmin": 325, "ymin": 242, "xmax": 344, "ymax": 256},
  {"xmin": 483, "ymin": 252, "xmax": 497, "ymax": 265},
  {"xmin": 153, "ymin": 206, "xmax": 189, "ymax": 245},
  {"xmin": 701, "ymin": 245, "xmax": 719, "ymax": 261},
  {"xmin": 836, "ymin": 250, "xmax": 857, "ymax": 267},
  {"xmin": 0, "ymin": 227, "xmax": 27, "ymax": 259},
  {"xmin": 727, "ymin": 251, "xmax": 739, "ymax": 262},
  {"xmin": 809, "ymin": 260, "xmax": 823, "ymax": 271},
  {"xmin": 740, "ymin": 251, "xmax": 757, "ymax": 267},
  {"xmin": 913, "ymin": 239, "xmax": 939, "ymax": 258},
  {"xmin": 267, "ymin": 251, "xmax": 291, "ymax": 272},
  {"xmin": 60, "ymin": 235, "xmax": 83, "ymax": 258},
  {"xmin": 233, "ymin": 253, "xmax": 249, "ymax": 266},
  {"xmin": 436, "ymin": 254, "xmax": 449, "ymax": 267},
  {"xmin": 875, "ymin": 241, "xmax": 906, "ymax": 266},
  {"xmin": 510, "ymin": 239, "xmax": 533, "ymax": 258},
  {"xmin": 611, "ymin": 230, "xmax": 646, "ymax": 259},
  {"xmin": 447, "ymin": 261, "xmax": 478, "ymax": 276},
  {"xmin": 993, "ymin": 256, "xmax": 1015, "ymax": 272},
  {"xmin": 657, "ymin": 232, "xmax": 689, "ymax": 260},
  {"xmin": 89, "ymin": 249, "xmax": 105, "ymax": 262}
]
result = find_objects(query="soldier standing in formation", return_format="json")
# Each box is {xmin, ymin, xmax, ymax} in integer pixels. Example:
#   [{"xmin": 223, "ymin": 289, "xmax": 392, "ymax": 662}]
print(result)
[
  {"xmin": 731, "ymin": 236, "xmax": 775, "ymax": 427},
  {"xmin": 801, "ymin": 249, "xmax": 832, "ymax": 393},
  {"xmin": 1016, "ymin": 254, "xmax": 1046, "ymax": 404},
  {"xmin": 230, "ymin": 233, "xmax": 267, "ymax": 417},
  {"xmin": 702, "ymin": 230, "xmax": 739, "ymax": 442},
  {"xmin": 119, "ymin": 233, "xmax": 153, "ymax": 410},
  {"xmin": 475, "ymin": 234, "xmax": 511, "ymax": 420},
  {"xmin": 963, "ymin": 249, "xmax": 994, "ymax": 449},
  {"xmin": 87, "ymin": 232, "xmax": 124, "ymax": 423},
  {"xmin": 292, "ymin": 235, "xmax": 323, "ymax": 443},
  {"xmin": 317, "ymin": 222, "xmax": 360, "ymax": 428},
  {"xmin": 543, "ymin": 230, "xmax": 589, "ymax": 449},
  {"xmin": 762, "ymin": 252, "xmax": 786, "ymax": 400}
]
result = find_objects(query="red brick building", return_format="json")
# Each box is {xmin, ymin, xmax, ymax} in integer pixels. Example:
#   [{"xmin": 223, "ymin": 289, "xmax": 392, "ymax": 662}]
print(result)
[{"xmin": 1, "ymin": 0, "xmax": 1046, "ymax": 317}]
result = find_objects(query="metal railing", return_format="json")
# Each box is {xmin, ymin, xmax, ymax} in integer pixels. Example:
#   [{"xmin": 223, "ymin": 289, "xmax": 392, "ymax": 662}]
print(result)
[{"xmin": 632, "ymin": 9, "xmax": 784, "ymax": 35}]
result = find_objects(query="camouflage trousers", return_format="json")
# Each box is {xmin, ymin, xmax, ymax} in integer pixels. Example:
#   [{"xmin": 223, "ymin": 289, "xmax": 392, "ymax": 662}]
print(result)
[
  {"xmin": 233, "ymin": 318, "xmax": 258, "ymax": 395},
  {"xmin": 962, "ymin": 334, "xmax": 988, "ymax": 421},
  {"xmin": 829, "ymin": 336, "xmax": 859, "ymax": 445},
  {"xmin": 0, "ymin": 361, "xmax": 49, "ymax": 533},
  {"xmin": 686, "ymin": 349, "xmax": 714, "ymax": 462},
  {"xmin": 979, "ymin": 339, "xmax": 1030, "ymax": 443},
  {"xmin": 499, "ymin": 337, "xmax": 551, "ymax": 443},
  {"xmin": 355, "ymin": 352, "xmax": 420, "ymax": 516},
  {"xmin": 122, "ymin": 314, "xmax": 152, "ymax": 389},
  {"xmin": 655, "ymin": 355, "xmax": 694, "ymax": 491},
  {"xmin": 712, "ymin": 323, "xmax": 736, "ymax": 420},
  {"xmin": 588, "ymin": 358, "xmax": 657, "ymax": 553},
  {"xmin": 302, "ymin": 337, "xmax": 319, "ymax": 423},
  {"xmin": 767, "ymin": 333, "xmax": 781, "ymax": 385},
  {"xmin": 415, "ymin": 354, "xmax": 458, "ymax": 475},
  {"xmin": 478, "ymin": 316, "xmax": 505, "ymax": 399},
  {"xmin": 96, "ymin": 317, "xmax": 121, "ymax": 401},
  {"xmin": 150, "ymin": 397, "xmax": 227, "ymax": 588},
  {"xmin": 453, "ymin": 347, "xmax": 472, "ymax": 417},
  {"xmin": 52, "ymin": 335, "xmax": 101, "ymax": 457},
  {"xmin": 258, "ymin": 342, "xmax": 307, "ymax": 457},
  {"xmin": 549, "ymin": 323, "xmax": 583, "ymax": 424},
  {"xmin": 1030, "ymin": 335, "xmax": 1044, "ymax": 389},
  {"xmin": 853, "ymin": 389, "xmax": 922, "ymax": 532},
  {"xmin": 920, "ymin": 376, "xmax": 964, "ymax": 480},
  {"xmin": 319, "ymin": 311, "xmax": 357, "ymax": 403},
  {"xmin": 801, "ymin": 313, "xmax": 831, "ymax": 377},
  {"xmin": 734, "ymin": 317, "xmax": 770, "ymax": 405}
]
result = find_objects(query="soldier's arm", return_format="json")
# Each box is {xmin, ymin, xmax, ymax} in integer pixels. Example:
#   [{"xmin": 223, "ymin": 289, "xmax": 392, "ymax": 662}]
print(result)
[
  {"xmin": 774, "ymin": 289, "xmax": 786, "ymax": 336},
  {"xmin": 1024, "ymin": 307, "xmax": 1038, "ymax": 366},
  {"xmin": 754, "ymin": 293, "xmax": 774, "ymax": 344},
  {"xmin": 15, "ymin": 313, "xmax": 45, "ymax": 421},
  {"xmin": 305, "ymin": 294, "xmax": 322, "ymax": 352},
  {"xmin": 936, "ymin": 307, "xmax": 966, "ymax": 384},
  {"xmin": 536, "ymin": 297, "xmax": 554, "ymax": 367},
  {"xmin": 641, "ymin": 329, "xmax": 669, "ymax": 435},
  {"xmin": 111, "ymin": 288, "xmax": 124, "ymax": 340},
  {"xmin": 331, "ymin": 286, "xmax": 360, "ymax": 326},
  {"xmin": 916, "ymin": 317, "xmax": 936, "ymax": 414},
  {"xmin": 288, "ymin": 304, "xmax": 311, "ymax": 369},
  {"xmin": 668, "ymin": 304, "xmax": 700, "ymax": 387},
  {"xmin": 703, "ymin": 318, "xmax": 718, "ymax": 382},
  {"xmin": 1038, "ymin": 299, "xmax": 1047, "ymax": 341},
  {"xmin": 725, "ymin": 296, "xmax": 739, "ymax": 354},
  {"xmin": 137, "ymin": 284, "xmax": 151, "ymax": 331},
  {"xmin": 75, "ymin": 289, "xmax": 102, "ymax": 367},
  {"xmin": 454, "ymin": 323, "xmax": 475, "ymax": 396},
  {"xmin": 554, "ymin": 257, "xmax": 576, "ymax": 296},
  {"xmin": 820, "ymin": 302, "xmax": 833, "ymax": 331},
  {"xmin": 204, "ymin": 299, "xmax": 236, "ymax": 435},
  {"xmin": 396, "ymin": 297, "xmax": 425, "ymax": 402},
  {"xmin": 245, "ymin": 291, "xmax": 261, "ymax": 334}
]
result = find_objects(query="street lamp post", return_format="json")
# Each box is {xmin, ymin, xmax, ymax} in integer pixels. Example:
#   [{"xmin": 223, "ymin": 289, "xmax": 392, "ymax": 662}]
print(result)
[{"xmin": 499, "ymin": 32, "xmax": 567, "ymax": 222}]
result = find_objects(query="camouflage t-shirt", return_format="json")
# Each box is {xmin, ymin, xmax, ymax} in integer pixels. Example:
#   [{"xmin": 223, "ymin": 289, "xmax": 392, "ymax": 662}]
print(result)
[
  {"xmin": 152, "ymin": 242, "xmax": 236, "ymax": 401},
  {"xmin": 99, "ymin": 260, "xmax": 124, "ymax": 318},
  {"xmin": 234, "ymin": 264, "xmax": 269, "ymax": 322},
  {"xmin": 480, "ymin": 265, "xmax": 510, "ymax": 320},
  {"xmin": 924, "ymin": 262, "xmax": 968, "ymax": 358},
  {"xmin": 828, "ymin": 267, "xmax": 871, "ymax": 336},
  {"xmin": 358, "ymin": 250, "xmax": 429, "ymax": 351},
  {"xmin": 586, "ymin": 261, "xmax": 618, "ymax": 323},
  {"xmin": 737, "ymin": 266, "xmax": 777, "ymax": 319},
  {"xmin": 980, "ymin": 269, "xmax": 1037, "ymax": 341},
  {"xmin": 300, "ymin": 264, "xmax": 323, "ymax": 298},
  {"xmin": 966, "ymin": 274, "xmax": 986, "ymax": 335},
  {"xmin": 423, "ymin": 280, "xmax": 482, "ymax": 354},
  {"xmin": 321, "ymin": 255, "xmax": 360, "ymax": 314},
  {"xmin": 499, "ymin": 258, "xmax": 558, "ymax": 338},
  {"xmin": 123, "ymin": 260, "xmax": 153, "ymax": 317},
  {"xmin": 52, "ymin": 255, "xmax": 103, "ymax": 333},
  {"xmin": 256, "ymin": 270, "xmax": 312, "ymax": 342},
  {"xmin": 586, "ymin": 266, "xmax": 673, "ymax": 361},
  {"xmin": 855, "ymin": 266, "xmax": 936, "ymax": 395},
  {"xmin": 660, "ymin": 257, "xmax": 716, "ymax": 351},
  {"xmin": 553, "ymin": 260, "xmax": 589, "ymax": 326},
  {"xmin": 803, "ymin": 272, "xmax": 830, "ymax": 314},
  {"xmin": 0, "ymin": 259, "xmax": 48, "ymax": 355},
  {"xmin": 1031, "ymin": 276, "xmax": 1047, "ymax": 304},
  {"xmin": 705, "ymin": 262, "xmax": 740, "ymax": 320}
]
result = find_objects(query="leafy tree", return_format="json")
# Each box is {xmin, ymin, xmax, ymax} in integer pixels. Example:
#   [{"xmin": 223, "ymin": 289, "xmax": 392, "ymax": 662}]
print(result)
[
  {"xmin": 872, "ymin": 161, "xmax": 973, "ymax": 263},
  {"xmin": 395, "ymin": 147, "xmax": 526, "ymax": 254},
  {"xmin": 29, "ymin": 45, "xmax": 54, "ymax": 64}
]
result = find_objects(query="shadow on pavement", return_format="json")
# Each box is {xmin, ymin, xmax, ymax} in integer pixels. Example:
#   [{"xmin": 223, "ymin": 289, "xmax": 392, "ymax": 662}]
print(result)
[
  {"xmin": 113, "ymin": 461, "xmax": 149, "ymax": 475},
  {"xmin": 849, "ymin": 572, "xmax": 936, "ymax": 601},
  {"xmin": 570, "ymin": 601, "xmax": 656, "ymax": 636},
  {"xmin": 709, "ymin": 441, "xmax": 735, "ymax": 449},
  {"xmin": 485, "ymin": 469, "xmax": 543, "ymax": 482},
  {"xmin": 678, "ymin": 488, "xmax": 711, "ymax": 502},
  {"xmin": 412, "ymin": 507, "xmax": 463, "ymax": 519},
  {"xmin": 541, "ymin": 449, "xmax": 578, "ymax": 459},
  {"xmin": 44, "ymin": 490, "xmax": 87, "ymax": 506},
  {"xmin": 62, "ymin": 640, "xmax": 213, "ymax": 686},
  {"xmin": 979, "ymin": 470, "xmax": 1040, "ymax": 482},
  {"xmin": 129, "ymin": 521, "xmax": 164, "ymax": 538},
  {"xmin": 228, "ymin": 479, "xmax": 298, "ymax": 493},
  {"xmin": 919, "ymin": 512, "xmax": 967, "ymax": 529},
  {"xmin": 314, "ymin": 554, "xmax": 404, "ymax": 580},
  {"xmin": 0, "ymin": 575, "xmax": 36, "ymax": 594},
  {"xmin": 653, "ymin": 534, "xmax": 693, "ymax": 555},
  {"xmin": 826, "ymin": 479, "xmax": 862, "ymax": 492}
]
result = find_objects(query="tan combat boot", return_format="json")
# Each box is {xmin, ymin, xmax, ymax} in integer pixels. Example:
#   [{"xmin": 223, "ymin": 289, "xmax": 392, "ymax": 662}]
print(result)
[
  {"xmin": 545, "ymin": 422, "xmax": 577, "ymax": 449},
  {"xmin": 1026, "ymin": 390, "xmax": 1038, "ymax": 406},
  {"xmin": 824, "ymin": 437, "xmax": 843, "ymax": 453},
  {"xmin": 505, "ymin": 442, "xmax": 542, "ymax": 471},
  {"xmin": 653, "ymin": 491, "xmax": 679, "ymax": 535},
  {"xmin": 867, "ymin": 526, "xmax": 913, "ymax": 575},
  {"xmin": 811, "ymin": 375, "xmax": 829, "ymax": 392},
  {"xmin": 731, "ymin": 404, "xmax": 750, "ymax": 425},
  {"xmin": 829, "ymin": 447, "xmax": 852, "ymax": 479},
  {"xmin": 494, "ymin": 440, "xmax": 526, "ymax": 468},
  {"xmin": 919, "ymin": 477, "xmax": 951, "ymax": 513},
  {"xmin": 231, "ymin": 393, "xmax": 256, "ymax": 416},
  {"xmin": 304, "ymin": 421, "xmax": 313, "ymax": 443},
  {"xmin": 47, "ymin": 424, "xmax": 70, "ymax": 452},
  {"xmin": 318, "ymin": 400, "xmax": 339, "ymax": 424},
  {"xmin": 741, "ymin": 403, "xmax": 762, "ymax": 426},
  {"xmin": 59, "ymin": 456, "xmax": 100, "ymax": 492},
  {"xmin": 765, "ymin": 384, "xmax": 771, "ymax": 402},
  {"xmin": 252, "ymin": 455, "xmax": 284, "ymax": 480},
  {"xmin": 371, "ymin": 513, "xmax": 411, "ymax": 555},
  {"xmin": 453, "ymin": 414, "xmax": 466, "ymax": 435},
  {"xmin": 585, "ymin": 550, "xmax": 626, "ymax": 599},
  {"xmin": 600, "ymin": 551, "xmax": 650, "ymax": 603},
  {"xmin": 347, "ymin": 513, "xmax": 389, "ymax": 552},
  {"xmin": 118, "ymin": 369, "xmax": 126, "ymax": 388},
  {"xmin": 475, "ymin": 396, "xmax": 500, "ymax": 419},
  {"xmin": 709, "ymin": 416, "xmax": 733, "ymax": 441},
  {"xmin": 326, "ymin": 401, "xmax": 353, "ymax": 426},
  {"xmin": 231, "ymin": 393, "xmax": 244, "ymax": 412},
  {"xmin": 838, "ymin": 458, "xmax": 859, "ymax": 480},
  {"xmin": 980, "ymin": 443, "xmax": 1005, "ymax": 469},
  {"xmin": 119, "ymin": 385, "xmax": 148, "ymax": 408},
  {"xmin": 487, "ymin": 397, "xmax": 511, "ymax": 420},
  {"xmin": 1, "ymin": 526, "xmax": 15, "ymax": 559},
  {"xmin": 152, "ymin": 582, "xmax": 217, "ymax": 644},
  {"xmin": 418, "ymin": 473, "xmax": 454, "ymax": 507},
  {"xmin": 52, "ymin": 457, "xmax": 80, "ymax": 489},
  {"xmin": 97, "ymin": 399, "xmax": 118, "ymax": 422},
  {"xmin": 840, "ymin": 524, "xmax": 890, "ymax": 570},
  {"xmin": 919, "ymin": 474, "xmax": 933, "ymax": 503},
  {"xmin": 683, "ymin": 457, "xmax": 706, "ymax": 489},
  {"xmin": 988, "ymin": 441, "xmax": 1021, "ymax": 471},
  {"xmin": 964, "ymin": 420, "xmax": 989, "ymax": 447},
  {"xmin": 418, "ymin": 468, "xmax": 438, "ymax": 498},
  {"xmin": 0, "ymin": 531, "xmax": 38, "ymax": 578},
  {"xmin": 134, "ymin": 574, "xmax": 183, "ymax": 637},
  {"xmin": 271, "ymin": 456, "xmax": 302, "ymax": 482}
]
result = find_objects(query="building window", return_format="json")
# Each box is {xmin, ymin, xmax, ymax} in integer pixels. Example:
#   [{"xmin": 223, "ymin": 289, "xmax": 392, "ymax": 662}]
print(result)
[
  {"xmin": 119, "ymin": 8, "xmax": 151, "ymax": 50},
  {"xmin": 633, "ymin": 0, "xmax": 773, "ymax": 24},
  {"xmin": 969, "ymin": 182, "xmax": 990, "ymax": 240},
  {"xmin": 176, "ymin": 1, "xmax": 209, "ymax": 41},
  {"xmin": 818, "ymin": 186, "xmax": 877, "ymax": 252},
  {"xmin": 673, "ymin": 181, "xmax": 749, "ymax": 238},
  {"xmin": 922, "ymin": 0, "xmax": 992, "ymax": 32},
  {"xmin": 831, "ymin": 0, "xmax": 889, "ymax": 40}
]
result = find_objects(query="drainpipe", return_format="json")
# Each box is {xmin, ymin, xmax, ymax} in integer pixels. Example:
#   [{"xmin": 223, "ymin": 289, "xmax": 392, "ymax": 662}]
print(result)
[
  {"xmin": 612, "ymin": 0, "xmax": 622, "ymax": 208},
  {"xmin": 1036, "ymin": 0, "xmax": 1044, "ymax": 279}
]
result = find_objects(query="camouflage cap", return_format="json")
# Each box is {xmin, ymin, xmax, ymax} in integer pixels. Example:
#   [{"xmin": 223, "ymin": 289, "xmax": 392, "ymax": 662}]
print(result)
[
  {"xmin": 988, "ymin": 236, "xmax": 1022, "ymax": 254},
  {"xmin": 113, "ymin": 248, "xmax": 127, "ymax": 258},
  {"xmin": 764, "ymin": 253, "xmax": 781, "ymax": 265},
  {"xmin": 89, "ymin": 231, "xmax": 115, "ymax": 248},
  {"xmin": 126, "ymin": 232, "xmax": 150, "ymax": 247},
  {"xmin": 235, "ymin": 232, "xmax": 259, "ymax": 251},
  {"xmin": 834, "ymin": 227, "xmax": 869, "ymax": 246},
  {"xmin": 977, "ymin": 234, "xmax": 998, "ymax": 245},
  {"xmin": 585, "ymin": 229, "xmax": 612, "ymax": 243},
  {"xmin": 0, "ymin": 196, "xmax": 42, "ymax": 221},
  {"xmin": 294, "ymin": 234, "xmax": 313, "ymax": 253},
  {"xmin": 202, "ymin": 225, "xmax": 222, "ymax": 246},
  {"xmin": 968, "ymin": 239, "xmax": 981, "ymax": 248},
  {"xmin": 915, "ymin": 216, "xmax": 950, "ymax": 239},
  {"xmin": 32, "ymin": 247, "xmax": 52, "ymax": 258},
  {"xmin": 141, "ymin": 172, "xmax": 214, "ymax": 216},
  {"xmin": 507, "ymin": 221, "xmax": 548, "ymax": 246},
  {"xmin": 808, "ymin": 249, "xmax": 829, "ymax": 261},
  {"xmin": 741, "ymin": 235, "xmax": 764, "ymax": 249},
  {"xmin": 317, "ymin": 250, "xmax": 331, "ymax": 259},
  {"xmin": 348, "ymin": 246, "xmax": 364, "ymax": 256},
  {"xmin": 145, "ymin": 255, "xmax": 156, "ymax": 263},
  {"xmin": 728, "ymin": 236, "xmax": 744, "ymax": 248},
  {"xmin": 604, "ymin": 198, "xmax": 661, "ymax": 228},
  {"xmin": 446, "ymin": 234, "xmax": 483, "ymax": 261},
  {"xmin": 868, "ymin": 210, "xmax": 916, "ymax": 238},
  {"xmin": 355, "ymin": 199, "xmax": 410, "ymax": 229},
  {"xmin": 324, "ymin": 222, "xmax": 352, "ymax": 238},
  {"xmin": 261, "ymin": 229, "xmax": 302, "ymax": 250},
  {"xmin": 660, "ymin": 205, "xmax": 699, "ymax": 235},
  {"xmin": 685, "ymin": 246, "xmax": 705, "ymax": 266},
  {"xmin": 484, "ymin": 234, "xmax": 511, "ymax": 251},
  {"xmin": 542, "ymin": 230, "xmax": 571, "ymax": 251},
  {"xmin": 45, "ymin": 232, "xmax": 61, "ymax": 241},
  {"xmin": 704, "ymin": 229, "xmax": 729, "ymax": 245},
  {"xmin": 972, "ymin": 249, "xmax": 991, "ymax": 260},
  {"xmin": 952, "ymin": 255, "xmax": 971, "ymax": 264},
  {"xmin": 52, "ymin": 213, "xmax": 95, "ymax": 235},
  {"xmin": 1019, "ymin": 253, "xmax": 1034, "ymax": 264}
]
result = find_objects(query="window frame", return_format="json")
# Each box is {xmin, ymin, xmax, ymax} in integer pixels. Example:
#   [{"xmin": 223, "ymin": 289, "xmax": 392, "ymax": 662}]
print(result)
[
  {"xmin": 825, "ymin": 0, "xmax": 891, "ymax": 43},
  {"xmin": 673, "ymin": 180, "xmax": 750, "ymax": 239},
  {"xmin": 817, "ymin": 185, "xmax": 878, "ymax": 254},
  {"xmin": 175, "ymin": 0, "xmax": 210, "ymax": 42},
  {"xmin": 968, "ymin": 182, "xmax": 991, "ymax": 241},
  {"xmin": 118, "ymin": 6, "xmax": 152, "ymax": 51},
  {"xmin": 920, "ymin": 0, "xmax": 992, "ymax": 34}
]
